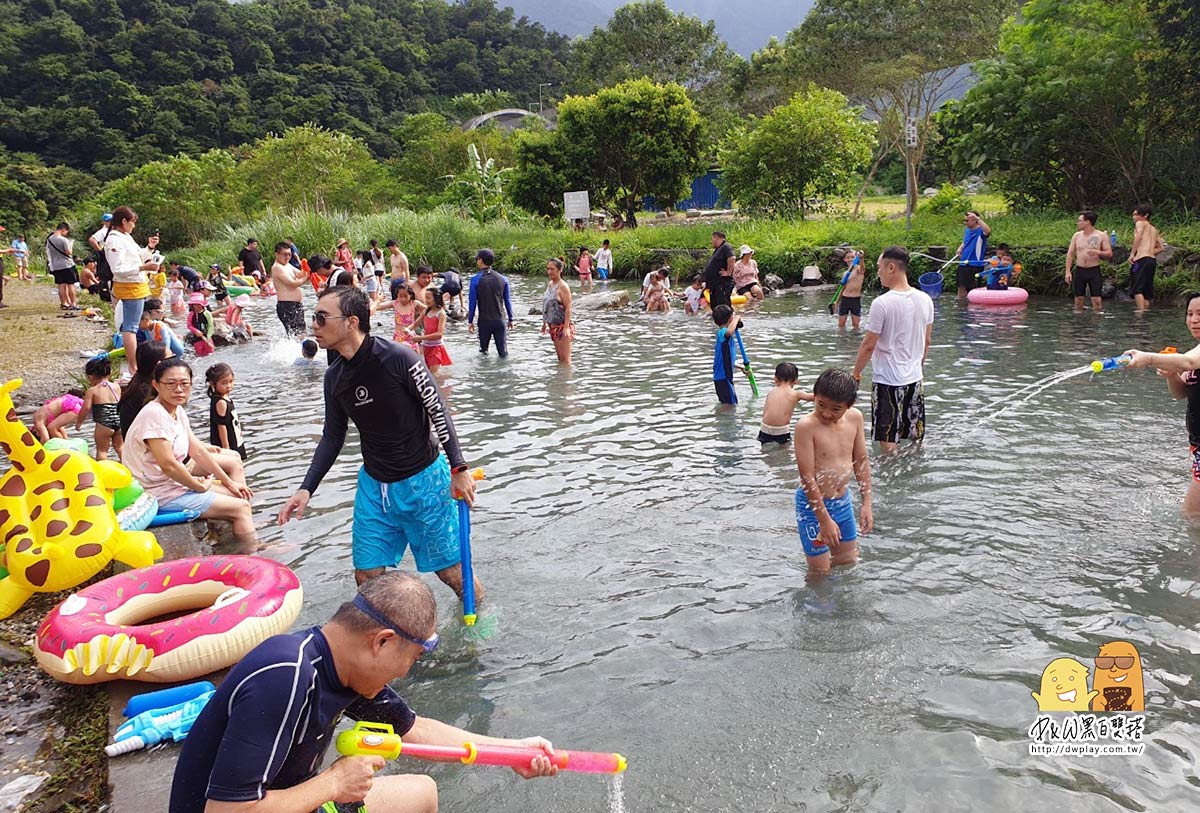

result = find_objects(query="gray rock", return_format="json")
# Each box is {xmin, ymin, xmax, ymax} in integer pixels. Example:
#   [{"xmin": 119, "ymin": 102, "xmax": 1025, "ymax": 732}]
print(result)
[
  {"xmin": 922, "ymin": 187, "xmax": 939, "ymax": 197},
  {"xmin": 0, "ymin": 642, "xmax": 29, "ymax": 665},
  {"xmin": 1102, "ymin": 278, "xmax": 1117, "ymax": 299},
  {"xmin": 573, "ymin": 290, "xmax": 629, "ymax": 310},
  {"xmin": 1156, "ymin": 243, "xmax": 1176, "ymax": 266},
  {"xmin": 0, "ymin": 774, "xmax": 48, "ymax": 811},
  {"xmin": 764, "ymin": 274, "xmax": 784, "ymax": 289}
]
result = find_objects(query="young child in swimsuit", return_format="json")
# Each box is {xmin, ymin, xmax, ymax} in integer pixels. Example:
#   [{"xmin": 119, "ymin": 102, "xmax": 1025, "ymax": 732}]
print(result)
[
  {"xmin": 684, "ymin": 275, "xmax": 706, "ymax": 315},
  {"xmin": 576, "ymin": 247, "xmax": 593, "ymax": 293},
  {"xmin": 206, "ymin": 363, "xmax": 247, "ymax": 460},
  {"xmin": 646, "ymin": 274, "xmax": 671, "ymax": 313},
  {"xmin": 34, "ymin": 390, "xmax": 84, "ymax": 442},
  {"xmin": 793, "ymin": 369, "xmax": 873, "ymax": 577},
  {"xmin": 758, "ymin": 362, "xmax": 814, "ymax": 445},
  {"xmin": 420, "ymin": 288, "xmax": 452, "ymax": 374},
  {"xmin": 391, "ymin": 284, "xmax": 424, "ymax": 350},
  {"xmin": 187, "ymin": 292, "xmax": 216, "ymax": 356},
  {"xmin": 837, "ymin": 250, "xmax": 866, "ymax": 330},
  {"xmin": 76, "ymin": 356, "xmax": 123, "ymax": 460}
]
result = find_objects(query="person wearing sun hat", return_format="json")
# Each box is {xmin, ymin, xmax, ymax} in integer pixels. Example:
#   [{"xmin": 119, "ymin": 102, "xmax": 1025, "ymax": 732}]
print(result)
[
  {"xmin": 187, "ymin": 291, "xmax": 216, "ymax": 355},
  {"xmin": 222, "ymin": 292, "xmax": 255, "ymax": 337},
  {"xmin": 733, "ymin": 244, "xmax": 764, "ymax": 303},
  {"xmin": 335, "ymin": 237, "xmax": 354, "ymax": 275}
]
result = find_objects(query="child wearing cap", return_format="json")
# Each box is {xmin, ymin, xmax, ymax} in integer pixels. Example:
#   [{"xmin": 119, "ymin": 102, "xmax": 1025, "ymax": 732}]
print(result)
[
  {"xmin": 733, "ymin": 245, "xmax": 764, "ymax": 303},
  {"xmin": 187, "ymin": 292, "xmax": 216, "ymax": 356}
]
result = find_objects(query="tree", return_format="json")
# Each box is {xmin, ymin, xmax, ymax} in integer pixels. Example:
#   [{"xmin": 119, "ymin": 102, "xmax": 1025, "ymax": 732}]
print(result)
[
  {"xmin": 570, "ymin": 1, "xmax": 745, "ymax": 144},
  {"xmin": 446, "ymin": 144, "xmax": 516, "ymax": 223},
  {"xmin": 238, "ymin": 126, "xmax": 386, "ymax": 214},
  {"xmin": 943, "ymin": 0, "xmax": 1153, "ymax": 209},
  {"xmin": 718, "ymin": 87, "xmax": 876, "ymax": 218},
  {"xmin": 1143, "ymin": 0, "xmax": 1200, "ymax": 208},
  {"xmin": 95, "ymin": 149, "xmax": 243, "ymax": 247},
  {"xmin": 786, "ymin": 0, "xmax": 1018, "ymax": 214},
  {"xmin": 388, "ymin": 114, "xmax": 517, "ymax": 211},
  {"xmin": 510, "ymin": 79, "xmax": 705, "ymax": 226}
]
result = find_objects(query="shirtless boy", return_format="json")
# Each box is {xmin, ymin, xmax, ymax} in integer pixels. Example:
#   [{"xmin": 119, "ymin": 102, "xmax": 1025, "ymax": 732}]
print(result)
[
  {"xmin": 758, "ymin": 362, "xmax": 814, "ymax": 445},
  {"xmin": 837, "ymin": 250, "xmax": 866, "ymax": 330},
  {"xmin": 793, "ymin": 369, "xmax": 873, "ymax": 577},
  {"xmin": 387, "ymin": 240, "xmax": 410, "ymax": 286},
  {"xmin": 411, "ymin": 266, "xmax": 434, "ymax": 307},
  {"xmin": 1129, "ymin": 204, "xmax": 1165, "ymax": 311},
  {"xmin": 272, "ymin": 241, "xmax": 309, "ymax": 336},
  {"xmin": 1065, "ymin": 211, "xmax": 1112, "ymax": 312}
]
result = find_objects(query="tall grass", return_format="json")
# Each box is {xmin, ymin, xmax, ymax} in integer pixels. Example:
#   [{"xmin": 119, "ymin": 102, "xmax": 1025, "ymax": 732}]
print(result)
[{"xmin": 173, "ymin": 206, "xmax": 1200, "ymax": 295}]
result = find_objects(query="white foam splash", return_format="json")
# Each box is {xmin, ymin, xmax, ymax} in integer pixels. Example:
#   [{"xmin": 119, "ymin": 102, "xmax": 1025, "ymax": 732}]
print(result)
[
  {"xmin": 607, "ymin": 773, "xmax": 626, "ymax": 813},
  {"xmin": 263, "ymin": 336, "xmax": 304, "ymax": 366}
]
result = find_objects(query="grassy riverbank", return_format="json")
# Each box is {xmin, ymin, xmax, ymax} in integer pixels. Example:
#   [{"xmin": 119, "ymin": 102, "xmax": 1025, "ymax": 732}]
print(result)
[{"xmin": 174, "ymin": 206, "xmax": 1200, "ymax": 299}]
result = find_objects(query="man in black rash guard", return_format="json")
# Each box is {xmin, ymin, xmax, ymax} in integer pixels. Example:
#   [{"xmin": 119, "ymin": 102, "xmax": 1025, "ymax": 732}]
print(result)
[
  {"xmin": 279, "ymin": 286, "xmax": 482, "ymax": 602},
  {"xmin": 169, "ymin": 572, "xmax": 556, "ymax": 813}
]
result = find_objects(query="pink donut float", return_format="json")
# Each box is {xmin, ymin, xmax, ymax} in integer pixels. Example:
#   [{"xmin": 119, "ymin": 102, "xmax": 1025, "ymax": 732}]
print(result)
[
  {"xmin": 35, "ymin": 555, "xmax": 302, "ymax": 684},
  {"xmin": 968, "ymin": 286, "xmax": 1029, "ymax": 306}
]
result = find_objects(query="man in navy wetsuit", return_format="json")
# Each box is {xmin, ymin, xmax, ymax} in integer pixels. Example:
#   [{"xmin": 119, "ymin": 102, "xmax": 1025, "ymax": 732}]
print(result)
[
  {"xmin": 466, "ymin": 248, "xmax": 514, "ymax": 357},
  {"xmin": 278, "ymin": 286, "xmax": 482, "ymax": 603},
  {"xmin": 170, "ymin": 572, "xmax": 557, "ymax": 813}
]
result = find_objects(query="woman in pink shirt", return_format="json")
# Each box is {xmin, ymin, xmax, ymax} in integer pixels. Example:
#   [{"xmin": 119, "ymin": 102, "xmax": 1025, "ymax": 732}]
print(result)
[{"xmin": 732, "ymin": 244, "xmax": 764, "ymax": 302}]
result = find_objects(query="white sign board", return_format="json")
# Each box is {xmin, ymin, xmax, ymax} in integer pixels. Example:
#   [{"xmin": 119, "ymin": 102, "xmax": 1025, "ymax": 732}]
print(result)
[
  {"xmin": 904, "ymin": 118, "xmax": 919, "ymax": 148},
  {"xmin": 563, "ymin": 190, "xmax": 591, "ymax": 222}
]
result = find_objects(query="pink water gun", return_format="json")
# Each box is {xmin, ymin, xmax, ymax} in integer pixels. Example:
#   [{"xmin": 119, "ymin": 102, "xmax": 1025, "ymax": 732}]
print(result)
[{"xmin": 336, "ymin": 721, "xmax": 627, "ymax": 774}]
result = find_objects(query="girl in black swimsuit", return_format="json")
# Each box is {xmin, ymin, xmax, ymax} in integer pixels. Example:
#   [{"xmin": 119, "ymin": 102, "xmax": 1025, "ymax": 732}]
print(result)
[{"xmin": 77, "ymin": 356, "xmax": 123, "ymax": 460}]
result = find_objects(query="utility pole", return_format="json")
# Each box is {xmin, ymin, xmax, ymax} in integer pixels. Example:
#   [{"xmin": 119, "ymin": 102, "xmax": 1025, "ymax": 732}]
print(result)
[
  {"xmin": 904, "ymin": 115, "xmax": 918, "ymax": 232},
  {"xmin": 537, "ymin": 82, "xmax": 554, "ymax": 114}
]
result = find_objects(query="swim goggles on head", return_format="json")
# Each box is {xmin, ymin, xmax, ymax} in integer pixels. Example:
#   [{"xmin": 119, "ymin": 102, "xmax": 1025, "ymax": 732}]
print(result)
[{"xmin": 353, "ymin": 594, "xmax": 439, "ymax": 654}]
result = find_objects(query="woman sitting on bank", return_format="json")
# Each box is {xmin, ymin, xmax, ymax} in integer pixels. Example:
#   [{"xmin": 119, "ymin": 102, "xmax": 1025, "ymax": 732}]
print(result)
[{"xmin": 123, "ymin": 357, "xmax": 257, "ymax": 549}]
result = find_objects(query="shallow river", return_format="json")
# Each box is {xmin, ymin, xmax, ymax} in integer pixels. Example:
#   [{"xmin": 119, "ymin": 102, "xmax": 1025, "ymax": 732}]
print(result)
[{"xmin": 173, "ymin": 280, "xmax": 1197, "ymax": 810}]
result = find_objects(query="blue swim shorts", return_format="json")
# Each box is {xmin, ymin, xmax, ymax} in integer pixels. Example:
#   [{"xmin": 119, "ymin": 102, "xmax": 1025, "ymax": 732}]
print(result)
[
  {"xmin": 352, "ymin": 455, "xmax": 460, "ymax": 573},
  {"xmin": 158, "ymin": 488, "xmax": 217, "ymax": 515},
  {"xmin": 794, "ymin": 489, "xmax": 857, "ymax": 558}
]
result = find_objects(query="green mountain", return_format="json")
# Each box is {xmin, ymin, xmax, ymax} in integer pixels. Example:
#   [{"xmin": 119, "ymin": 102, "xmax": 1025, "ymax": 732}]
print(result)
[{"xmin": 0, "ymin": 0, "xmax": 570, "ymax": 180}]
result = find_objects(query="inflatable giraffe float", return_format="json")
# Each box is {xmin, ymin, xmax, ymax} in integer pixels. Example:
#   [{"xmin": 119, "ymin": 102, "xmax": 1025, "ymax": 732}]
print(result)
[{"xmin": 0, "ymin": 379, "xmax": 161, "ymax": 619}]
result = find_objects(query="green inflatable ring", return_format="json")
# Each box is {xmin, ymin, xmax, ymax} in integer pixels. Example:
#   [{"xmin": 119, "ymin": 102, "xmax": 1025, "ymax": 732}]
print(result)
[
  {"xmin": 112, "ymin": 480, "xmax": 145, "ymax": 511},
  {"xmin": 44, "ymin": 437, "xmax": 89, "ymax": 455},
  {"xmin": 226, "ymin": 285, "xmax": 255, "ymax": 297}
]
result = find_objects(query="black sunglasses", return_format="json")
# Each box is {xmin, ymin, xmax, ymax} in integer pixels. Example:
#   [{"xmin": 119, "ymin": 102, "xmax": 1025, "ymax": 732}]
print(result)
[{"xmin": 312, "ymin": 311, "xmax": 350, "ymax": 327}]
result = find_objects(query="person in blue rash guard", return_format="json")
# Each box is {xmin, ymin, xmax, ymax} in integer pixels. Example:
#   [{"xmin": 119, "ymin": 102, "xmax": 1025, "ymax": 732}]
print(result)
[
  {"xmin": 712, "ymin": 304, "xmax": 742, "ymax": 405},
  {"xmin": 466, "ymin": 248, "xmax": 514, "ymax": 357},
  {"xmin": 278, "ymin": 285, "xmax": 483, "ymax": 603},
  {"xmin": 169, "ymin": 572, "xmax": 557, "ymax": 813}
]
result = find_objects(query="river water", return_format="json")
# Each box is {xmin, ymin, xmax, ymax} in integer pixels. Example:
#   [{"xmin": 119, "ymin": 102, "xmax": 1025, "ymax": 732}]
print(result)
[{"xmin": 156, "ymin": 281, "xmax": 1200, "ymax": 809}]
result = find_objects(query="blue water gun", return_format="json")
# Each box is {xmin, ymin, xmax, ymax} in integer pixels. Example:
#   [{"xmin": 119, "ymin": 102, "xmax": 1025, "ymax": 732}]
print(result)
[
  {"xmin": 828, "ymin": 254, "xmax": 860, "ymax": 314},
  {"xmin": 455, "ymin": 469, "xmax": 486, "ymax": 626},
  {"xmin": 105, "ymin": 689, "xmax": 214, "ymax": 756}
]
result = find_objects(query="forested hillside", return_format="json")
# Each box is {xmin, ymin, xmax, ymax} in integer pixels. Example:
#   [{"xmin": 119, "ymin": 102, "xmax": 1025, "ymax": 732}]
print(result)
[{"xmin": 0, "ymin": 0, "xmax": 569, "ymax": 179}]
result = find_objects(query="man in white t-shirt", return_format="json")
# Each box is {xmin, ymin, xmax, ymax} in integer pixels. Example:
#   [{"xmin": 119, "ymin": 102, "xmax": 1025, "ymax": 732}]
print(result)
[{"xmin": 851, "ymin": 246, "xmax": 935, "ymax": 452}]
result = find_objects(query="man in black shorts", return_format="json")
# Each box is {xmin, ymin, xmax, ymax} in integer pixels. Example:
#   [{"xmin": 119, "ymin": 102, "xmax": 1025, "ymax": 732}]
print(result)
[
  {"xmin": 1065, "ymin": 210, "xmax": 1111, "ymax": 312},
  {"xmin": 170, "ymin": 572, "xmax": 557, "ymax": 813},
  {"xmin": 271, "ymin": 240, "xmax": 309, "ymax": 336}
]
